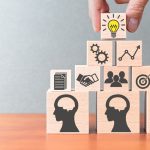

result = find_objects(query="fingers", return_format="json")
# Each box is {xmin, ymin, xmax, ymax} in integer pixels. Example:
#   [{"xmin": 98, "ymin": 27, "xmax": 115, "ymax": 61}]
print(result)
[
  {"xmin": 115, "ymin": 0, "xmax": 129, "ymax": 4},
  {"xmin": 88, "ymin": 0, "xmax": 109, "ymax": 32},
  {"xmin": 126, "ymin": 0, "xmax": 148, "ymax": 32}
]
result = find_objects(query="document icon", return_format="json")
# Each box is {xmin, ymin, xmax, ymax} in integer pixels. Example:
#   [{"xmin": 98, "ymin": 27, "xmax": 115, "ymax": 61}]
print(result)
[{"xmin": 54, "ymin": 72, "xmax": 67, "ymax": 90}]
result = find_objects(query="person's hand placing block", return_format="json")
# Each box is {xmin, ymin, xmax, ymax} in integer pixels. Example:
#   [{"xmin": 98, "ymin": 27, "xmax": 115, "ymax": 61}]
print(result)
[{"xmin": 46, "ymin": 90, "xmax": 89, "ymax": 134}]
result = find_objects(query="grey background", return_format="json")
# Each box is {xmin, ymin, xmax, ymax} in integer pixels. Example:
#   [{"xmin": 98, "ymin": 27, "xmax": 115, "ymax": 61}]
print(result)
[{"xmin": 0, "ymin": 0, "xmax": 149, "ymax": 113}]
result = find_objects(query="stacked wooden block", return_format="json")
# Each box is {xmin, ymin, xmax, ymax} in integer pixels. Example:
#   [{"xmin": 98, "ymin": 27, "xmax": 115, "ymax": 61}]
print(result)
[{"xmin": 47, "ymin": 13, "xmax": 150, "ymax": 134}]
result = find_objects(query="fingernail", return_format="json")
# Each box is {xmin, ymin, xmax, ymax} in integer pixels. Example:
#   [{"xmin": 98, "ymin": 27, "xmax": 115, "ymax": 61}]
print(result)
[{"xmin": 128, "ymin": 18, "xmax": 139, "ymax": 32}]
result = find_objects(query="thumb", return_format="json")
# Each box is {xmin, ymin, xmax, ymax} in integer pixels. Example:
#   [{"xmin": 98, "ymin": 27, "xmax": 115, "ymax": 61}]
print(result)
[{"xmin": 126, "ymin": 0, "xmax": 148, "ymax": 32}]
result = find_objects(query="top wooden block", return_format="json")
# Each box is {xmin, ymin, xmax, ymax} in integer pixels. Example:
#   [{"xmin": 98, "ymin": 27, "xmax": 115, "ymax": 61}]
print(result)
[{"xmin": 101, "ymin": 13, "xmax": 126, "ymax": 40}]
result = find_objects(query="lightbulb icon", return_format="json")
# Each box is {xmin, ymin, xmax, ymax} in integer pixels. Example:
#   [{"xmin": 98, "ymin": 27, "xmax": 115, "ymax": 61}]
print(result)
[
  {"xmin": 101, "ymin": 13, "xmax": 126, "ymax": 39},
  {"xmin": 108, "ymin": 19, "xmax": 119, "ymax": 38}
]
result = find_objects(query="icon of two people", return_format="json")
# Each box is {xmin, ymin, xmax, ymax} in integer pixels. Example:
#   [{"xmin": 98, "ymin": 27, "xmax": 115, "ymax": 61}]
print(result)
[
  {"xmin": 52, "ymin": 94, "xmax": 131, "ymax": 132},
  {"xmin": 105, "ymin": 71, "xmax": 128, "ymax": 87}
]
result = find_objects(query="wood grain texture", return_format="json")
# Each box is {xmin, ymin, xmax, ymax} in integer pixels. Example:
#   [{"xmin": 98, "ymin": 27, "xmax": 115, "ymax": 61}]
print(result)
[
  {"xmin": 104, "ymin": 66, "xmax": 129, "ymax": 91},
  {"xmin": 116, "ymin": 41, "xmax": 142, "ymax": 66},
  {"xmin": 47, "ymin": 90, "xmax": 89, "ymax": 133},
  {"xmin": 87, "ymin": 41, "xmax": 113, "ymax": 66},
  {"xmin": 97, "ymin": 91, "xmax": 140, "ymax": 133},
  {"xmin": 75, "ymin": 65, "xmax": 100, "ymax": 91},
  {"xmin": 101, "ymin": 13, "xmax": 126, "ymax": 40},
  {"xmin": 0, "ymin": 114, "xmax": 149, "ymax": 150},
  {"xmin": 146, "ymin": 90, "xmax": 150, "ymax": 133},
  {"xmin": 50, "ymin": 70, "xmax": 71, "ymax": 91},
  {"xmin": 132, "ymin": 66, "xmax": 150, "ymax": 91}
]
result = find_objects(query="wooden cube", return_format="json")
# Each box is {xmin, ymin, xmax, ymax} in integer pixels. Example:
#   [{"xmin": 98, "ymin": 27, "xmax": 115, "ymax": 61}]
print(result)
[
  {"xmin": 132, "ymin": 66, "xmax": 150, "ymax": 91},
  {"xmin": 75, "ymin": 65, "xmax": 100, "ymax": 91},
  {"xmin": 50, "ymin": 70, "xmax": 71, "ymax": 91},
  {"xmin": 87, "ymin": 41, "xmax": 113, "ymax": 66},
  {"xmin": 104, "ymin": 66, "xmax": 129, "ymax": 91},
  {"xmin": 46, "ymin": 90, "xmax": 89, "ymax": 134},
  {"xmin": 101, "ymin": 13, "xmax": 126, "ymax": 39},
  {"xmin": 116, "ymin": 41, "xmax": 142, "ymax": 66},
  {"xmin": 146, "ymin": 90, "xmax": 150, "ymax": 133},
  {"xmin": 97, "ymin": 91, "xmax": 140, "ymax": 133}
]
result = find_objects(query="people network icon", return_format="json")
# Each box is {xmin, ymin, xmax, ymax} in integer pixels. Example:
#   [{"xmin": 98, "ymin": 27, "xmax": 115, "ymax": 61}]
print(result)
[{"xmin": 105, "ymin": 71, "xmax": 128, "ymax": 87}]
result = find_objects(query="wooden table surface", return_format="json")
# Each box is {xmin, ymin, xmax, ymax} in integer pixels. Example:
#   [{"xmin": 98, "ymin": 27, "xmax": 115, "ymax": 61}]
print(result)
[{"xmin": 0, "ymin": 114, "xmax": 150, "ymax": 150}]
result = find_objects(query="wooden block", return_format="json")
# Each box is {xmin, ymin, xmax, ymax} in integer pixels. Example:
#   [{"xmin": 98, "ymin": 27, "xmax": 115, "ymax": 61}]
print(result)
[
  {"xmin": 97, "ymin": 91, "xmax": 140, "ymax": 133},
  {"xmin": 87, "ymin": 41, "xmax": 113, "ymax": 66},
  {"xmin": 50, "ymin": 70, "xmax": 71, "ymax": 91},
  {"xmin": 75, "ymin": 65, "xmax": 100, "ymax": 91},
  {"xmin": 46, "ymin": 90, "xmax": 89, "ymax": 134},
  {"xmin": 101, "ymin": 13, "xmax": 126, "ymax": 40},
  {"xmin": 116, "ymin": 41, "xmax": 142, "ymax": 66},
  {"xmin": 104, "ymin": 66, "xmax": 129, "ymax": 91},
  {"xmin": 146, "ymin": 90, "xmax": 150, "ymax": 133},
  {"xmin": 132, "ymin": 66, "xmax": 150, "ymax": 91}
]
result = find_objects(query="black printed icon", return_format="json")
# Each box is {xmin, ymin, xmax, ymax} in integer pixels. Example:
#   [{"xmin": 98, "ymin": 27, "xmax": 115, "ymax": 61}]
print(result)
[
  {"xmin": 54, "ymin": 72, "xmax": 67, "ymax": 90},
  {"xmin": 53, "ymin": 94, "xmax": 79, "ymax": 132},
  {"xmin": 105, "ymin": 94, "xmax": 131, "ymax": 132},
  {"xmin": 90, "ymin": 44, "xmax": 109, "ymax": 64},
  {"xmin": 105, "ymin": 71, "xmax": 128, "ymax": 87},
  {"xmin": 118, "ymin": 45, "xmax": 140, "ymax": 61},
  {"xmin": 136, "ymin": 74, "xmax": 150, "ymax": 89},
  {"xmin": 76, "ymin": 73, "xmax": 99, "ymax": 87}
]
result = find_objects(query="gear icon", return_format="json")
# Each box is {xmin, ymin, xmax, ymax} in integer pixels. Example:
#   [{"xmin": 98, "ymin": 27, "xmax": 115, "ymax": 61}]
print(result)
[
  {"xmin": 95, "ymin": 50, "xmax": 109, "ymax": 64},
  {"xmin": 90, "ymin": 44, "xmax": 100, "ymax": 53}
]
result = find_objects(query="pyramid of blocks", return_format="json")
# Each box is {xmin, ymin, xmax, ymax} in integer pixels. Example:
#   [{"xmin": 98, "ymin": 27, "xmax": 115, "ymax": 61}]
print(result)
[{"xmin": 47, "ymin": 13, "xmax": 150, "ymax": 134}]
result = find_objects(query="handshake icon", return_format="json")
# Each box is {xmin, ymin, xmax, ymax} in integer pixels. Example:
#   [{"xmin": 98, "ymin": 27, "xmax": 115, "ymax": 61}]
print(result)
[{"xmin": 76, "ymin": 73, "xmax": 99, "ymax": 87}]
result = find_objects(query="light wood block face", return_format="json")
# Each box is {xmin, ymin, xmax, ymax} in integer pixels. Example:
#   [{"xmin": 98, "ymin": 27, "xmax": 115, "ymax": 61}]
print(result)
[
  {"xmin": 146, "ymin": 90, "xmax": 150, "ymax": 133},
  {"xmin": 116, "ymin": 41, "xmax": 142, "ymax": 66},
  {"xmin": 47, "ymin": 90, "xmax": 89, "ymax": 134},
  {"xmin": 104, "ymin": 66, "xmax": 129, "ymax": 91},
  {"xmin": 97, "ymin": 91, "xmax": 140, "ymax": 133},
  {"xmin": 101, "ymin": 13, "xmax": 126, "ymax": 40},
  {"xmin": 87, "ymin": 41, "xmax": 113, "ymax": 66},
  {"xmin": 75, "ymin": 65, "xmax": 100, "ymax": 91},
  {"xmin": 50, "ymin": 70, "xmax": 71, "ymax": 91},
  {"xmin": 132, "ymin": 66, "xmax": 150, "ymax": 91}
]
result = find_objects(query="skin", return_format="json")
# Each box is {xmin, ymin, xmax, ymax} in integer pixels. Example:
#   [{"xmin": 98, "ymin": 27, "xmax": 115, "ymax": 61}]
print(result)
[{"xmin": 88, "ymin": 0, "xmax": 148, "ymax": 32}]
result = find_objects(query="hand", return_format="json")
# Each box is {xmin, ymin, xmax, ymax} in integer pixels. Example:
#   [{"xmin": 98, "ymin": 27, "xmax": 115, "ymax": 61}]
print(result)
[
  {"xmin": 88, "ymin": 0, "xmax": 148, "ymax": 32},
  {"xmin": 76, "ymin": 74, "xmax": 99, "ymax": 87}
]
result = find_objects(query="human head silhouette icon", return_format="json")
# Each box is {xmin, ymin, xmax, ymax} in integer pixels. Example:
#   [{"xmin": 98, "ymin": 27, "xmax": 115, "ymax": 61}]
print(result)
[
  {"xmin": 107, "ymin": 71, "xmax": 113, "ymax": 78},
  {"xmin": 53, "ymin": 94, "xmax": 79, "ymax": 132},
  {"xmin": 105, "ymin": 71, "xmax": 114, "ymax": 83},
  {"xmin": 111, "ymin": 75, "xmax": 122, "ymax": 87},
  {"xmin": 113, "ymin": 75, "xmax": 119, "ymax": 82},
  {"xmin": 119, "ymin": 71, "xmax": 128, "ymax": 83},
  {"xmin": 105, "ymin": 94, "xmax": 131, "ymax": 132},
  {"xmin": 119, "ymin": 71, "xmax": 125, "ymax": 78}
]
